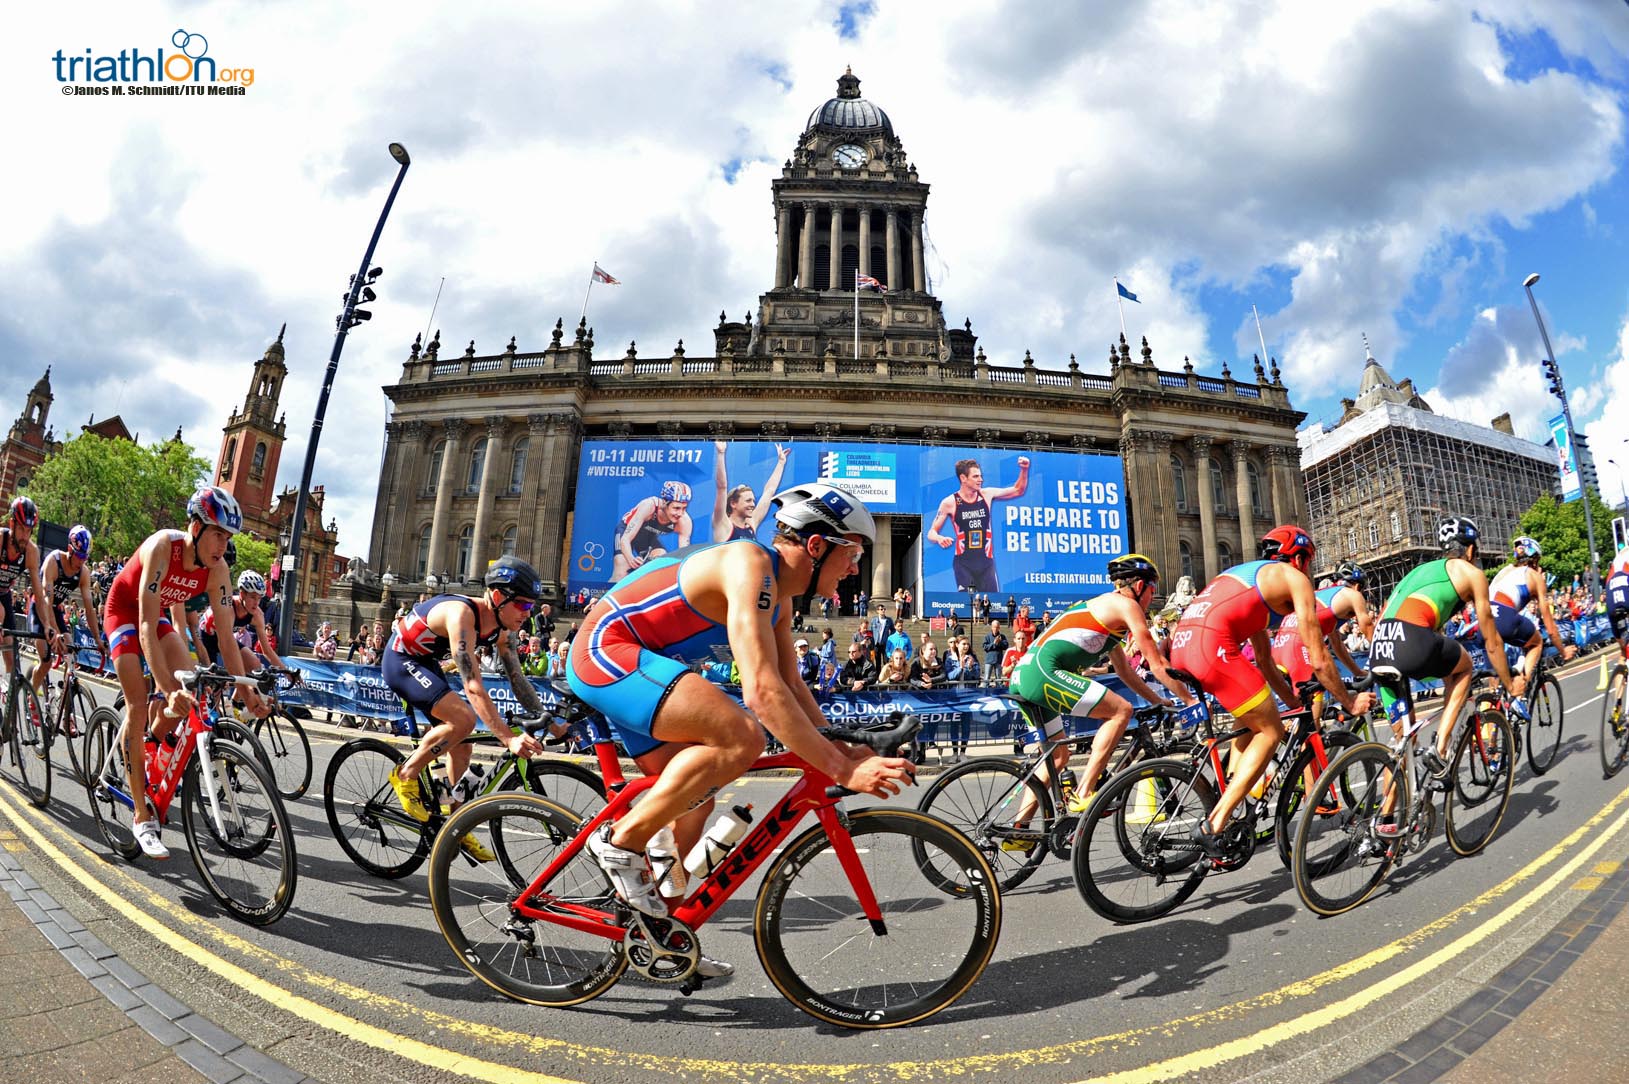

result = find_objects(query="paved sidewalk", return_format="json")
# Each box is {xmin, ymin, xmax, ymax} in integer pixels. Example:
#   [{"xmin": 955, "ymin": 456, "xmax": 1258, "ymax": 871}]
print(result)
[{"xmin": 0, "ymin": 845, "xmax": 310, "ymax": 1084}]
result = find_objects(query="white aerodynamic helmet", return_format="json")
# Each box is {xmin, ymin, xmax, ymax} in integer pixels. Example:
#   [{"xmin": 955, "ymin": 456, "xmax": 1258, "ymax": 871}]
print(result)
[{"xmin": 771, "ymin": 482, "xmax": 877, "ymax": 545}]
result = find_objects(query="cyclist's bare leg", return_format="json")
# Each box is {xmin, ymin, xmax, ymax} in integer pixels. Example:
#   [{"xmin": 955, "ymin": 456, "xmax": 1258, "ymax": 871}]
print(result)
[
  {"xmin": 1434, "ymin": 652, "xmax": 1474, "ymax": 760},
  {"xmin": 398, "ymin": 695, "xmax": 477, "ymax": 787},
  {"xmin": 608, "ymin": 673, "xmax": 764, "ymax": 854},
  {"xmin": 112, "ymin": 634, "xmax": 191, "ymax": 823},
  {"xmin": 1076, "ymin": 693, "xmax": 1134, "ymax": 801},
  {"xmin": 1014, "ymin": 739, "xmax": 1070, "ymax": 826},
  {"xmin": 628, "ymin": 741, "xmax": 715, "ymax": 861},
  {"xmin": 1206, "ymin": 700, "xmax": 1285, "ymax": 833}
]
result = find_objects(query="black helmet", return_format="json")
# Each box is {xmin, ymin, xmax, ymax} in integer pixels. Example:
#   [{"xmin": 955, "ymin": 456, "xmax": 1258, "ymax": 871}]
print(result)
[
  {"xmin": 1438, "ymin": 516, "xmax": 1480, "ymax": 551},
  {"xmin": 1107, "ymin": 553, "xmax": 1160, "ymax": 584},
  {"xmin": 484, "ymin": 555, "xmax": 541, "ymax": 599},
  {"xmin": 1334, "ymin": 561, "xmax": 1365, "ymax": 586}
]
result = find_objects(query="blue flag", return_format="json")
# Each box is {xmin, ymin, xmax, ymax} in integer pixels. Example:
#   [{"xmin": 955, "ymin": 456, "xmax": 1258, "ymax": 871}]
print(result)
[{"xmin": 1116, "ymin": 281, "xmax": 1139, "ymax": 303}]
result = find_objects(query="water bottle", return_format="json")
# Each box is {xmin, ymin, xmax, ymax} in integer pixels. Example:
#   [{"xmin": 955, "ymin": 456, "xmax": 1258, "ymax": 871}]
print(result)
[
  {"xmin": 449, "ymin": 763, "xmax": 487, "ymax": 807},
  {"xmin": 647, "ymin": 826, "xmax": 688, "ymax": 897},
  {"xmin": 1058, "ymin": 768, "xmax": 1078, "ymax": 806},
  {"xmin": 683, "ymin": 804, "xmax": 755, "ymax": 880}
]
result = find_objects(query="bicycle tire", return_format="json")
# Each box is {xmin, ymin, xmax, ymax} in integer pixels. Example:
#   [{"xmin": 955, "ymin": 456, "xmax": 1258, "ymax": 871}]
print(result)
[
  {"xmin": 7, "ymin": 679, "xmax": 50, "ymax": 808},
  {"xmin": 495, "ymin": 757, "xmax": 607, "ymax": 818},
  {"xmin": 1445, "ymin": 711, "xmax": 1514, "ymax": 857},
  {"xmin": 59, "ymin": 684, "xmax": 95, "ymax": 786},
  {"xmin": 756, "ymin": 808, "xmax": 1000, "ymax": 1028},
  {"xmin": 323, "ymin": 738, "xmax": 430, "ymax": 878},
  {"xmin": 1602, "ymin": 665, "xmax": 1629, "ymax": 778},
  {"xmin": 82, "ymin": 706, "xmax": 140, "ymax": 860},
  {"xmin": 429, "ymin": 793, "xmax": 625, "ymax": 1007},
  {"xmin": 914, "ymin": 757, "xmax": 1052, "ymax": 892},
  {"xmin": 1071, "ymin": 757, "xmax": 1215, "ymax": 924},
  {"xmin": 181, "ymin": 739, "xmax": 297, "ymax": 925},
  {"xmin": 1273, "ymin": 730, "xmax": 1362, "ymax": 868},
  {"xmin": 252, "ymin": 711, "xmax": 314, "ymax": 800},
  {"xmin": 1524, "ymin": 673, "xmax": 1563, "ymax": 776},
  {"xmin": 1291, "ymin": 742, "xmax": 1397, "ymax": 916}
]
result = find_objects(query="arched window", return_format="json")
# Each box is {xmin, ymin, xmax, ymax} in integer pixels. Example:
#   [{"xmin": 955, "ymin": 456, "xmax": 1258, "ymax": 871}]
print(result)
[
  {"xmin": 1179, "ymin": 541, "xmax": 1195, "ymax": 583},
  {"xmin": 1210, "ymin": 458, "xmax": 1226, "ymax": 512},
  {"xmin": 1390, "ymin": 510, "xmax": 1402, "ymax": 540},
  {"xmin": 467, "ymin": 438, "xmax": 488, "ymax": 493},
  {"xmin": 1247, "ymin": 462, "xmax": 1267, "ymax": 516},
  {"xmin": 501, "ymin": 525, "xmax": 518, "ymax": 557},
  {"xmin": 221, "ymin": 437, "xmax": 237, "ymax": 480},
  {"xmin": 455, "ymin": 525, "xmax": 474, "ymax": 581},
  {"xmin": 1217, "ymin": 541, "xmax": 1233, "ymax": 568},
  {"xmin": 508, "ymin": 438, "xmax": 529, "ymax": 495},
  {"xmin": 1368, "ymin": 521, "xmax": 1380, "ymax": 548},
  {"xmin": 1171, "ymin": 456, "xmax": 1187, "ymax": 511},
  {"xmin": 251, "ymin": 442, "xmax": 267, "ymax": 478},
  {"xmin": 414, "ymin": 524, "xmax": 431, "ymax": 580},
  {"xmin": 426, "ymin": 439, "xmax": 446, "ymax": 494}
]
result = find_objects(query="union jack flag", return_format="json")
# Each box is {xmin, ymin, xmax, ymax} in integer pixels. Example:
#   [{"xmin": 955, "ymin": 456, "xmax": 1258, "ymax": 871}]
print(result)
[{"xmin": 857, "ymin": 273, "xmax": 886, "ymax": 292}]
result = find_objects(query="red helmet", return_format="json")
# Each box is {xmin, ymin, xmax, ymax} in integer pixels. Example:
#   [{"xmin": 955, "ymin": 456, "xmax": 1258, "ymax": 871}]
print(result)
[{"xmin": 1259, "ymin": 524, "xmax": 1315, "ymax": 565}]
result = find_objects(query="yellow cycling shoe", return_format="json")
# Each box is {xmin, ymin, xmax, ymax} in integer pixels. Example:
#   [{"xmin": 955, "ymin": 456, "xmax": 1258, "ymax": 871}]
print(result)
[
  {"xmin": 458, "ymin": 832, "xmax": 496, "ymax": 863},
  {"xmin": 999, "ymin": 837, "xmax": 1037, "ymax": 853},
  {"xmin": 389, "ymin": 767, "xmax": 432, "ymax": 823},
  {"xmin": 1067, "ymin": 793, "xmax": 1094, "ymax": 815}
]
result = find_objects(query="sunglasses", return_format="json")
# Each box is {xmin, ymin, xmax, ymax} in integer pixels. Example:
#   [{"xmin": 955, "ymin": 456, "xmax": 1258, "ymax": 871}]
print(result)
[{"xmin": 501, "ymin": 593, "xmax": 536, "ymax": 613}]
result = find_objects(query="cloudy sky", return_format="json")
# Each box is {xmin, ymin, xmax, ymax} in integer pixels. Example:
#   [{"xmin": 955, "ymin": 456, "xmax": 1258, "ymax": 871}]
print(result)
[{"xmin": 8, "ymin": 1, "xmax": 1629, "ymax": 557}]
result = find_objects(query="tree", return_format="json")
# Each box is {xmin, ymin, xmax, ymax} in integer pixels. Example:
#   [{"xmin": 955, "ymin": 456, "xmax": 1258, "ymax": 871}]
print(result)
[
  {"xmin": 233, "ymin": 535, "xmax": 276, "ymax": 580},
  {"xmin": 23, "ymin": 433, "xmax": 209, "ymax": 562},
  {"xmin": 1516, "ymin": 487, "xmax": 1616, "ymax": 590}
]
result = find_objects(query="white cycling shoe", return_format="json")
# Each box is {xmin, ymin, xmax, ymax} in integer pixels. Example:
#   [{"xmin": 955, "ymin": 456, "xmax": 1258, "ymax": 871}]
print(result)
[
  {"xmin": 133, "ymin": 819, "xmax": 170, "ymax": 861},
  {"xmin": 697, "ymin": 955, "xmax": 734, "ymax": 978},
  {"xmin": 587, "ymin": 824, "xmax": 668, "ymax": 917}
]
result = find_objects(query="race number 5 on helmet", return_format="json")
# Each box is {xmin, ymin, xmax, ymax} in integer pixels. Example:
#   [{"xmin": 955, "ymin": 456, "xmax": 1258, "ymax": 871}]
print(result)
[{"xmin": 771, "ymin": 482, "xmax": 877, "ymax": 544}]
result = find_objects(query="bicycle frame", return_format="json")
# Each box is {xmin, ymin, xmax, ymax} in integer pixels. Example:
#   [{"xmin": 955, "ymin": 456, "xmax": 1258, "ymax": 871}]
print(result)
[{"xmin": 100, "ymin": 688, "xmax": 232, "ymax": 835}]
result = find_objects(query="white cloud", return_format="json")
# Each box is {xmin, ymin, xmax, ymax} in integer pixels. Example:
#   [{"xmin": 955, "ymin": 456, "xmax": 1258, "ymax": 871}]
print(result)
[{"xmin": 2, "ymin": 0, "xmax": 1625, "ymax": 555}]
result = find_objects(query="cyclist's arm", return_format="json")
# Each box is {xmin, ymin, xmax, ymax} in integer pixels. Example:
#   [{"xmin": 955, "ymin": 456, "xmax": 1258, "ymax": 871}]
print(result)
[
  {"xmin": 1460, "ymin": 564, "xmax": 1517, "ymax": 692},
  {"xmin": 711, "ymin": 441, "xmax": 731, "ymax": 541},
  {"xmin": 77, "ymin": 571, "xmax": 103, "ymax": 644},
  {"xmin": 1530, "ymin": 572, "xmax": 1573, "ymax": 657},
  {"xmin": 1284, "ymin": 574, "xmax": 1360, "ymax": 712},
  {"xmin": 444, "ymin": 604, "xmax": 530, "ymax": 752},
  {"xmin": 24, "ymin": 540, "xmax": 60, "ymax": 641},
  {"xmin": 773, "ymin": 616, "xmax": 831, "ymax": 732},
  {"xmin": 1113, "ymin": 596, "xmax": 1196, "ymax": 705},
  {"xmin": 676, "ymin": 511, "xmax": 692, "ymax": 548},
  {"xmin": 136, "ymin": 535, "xmax": 182, "ymax": 694},
  {"xmin": 1248, "ymin": 629, "xmax": 1298, "ymax": 708},
  {"xmin": 749, "ymin": 444, "xmax": 791, "ymax": 531},
  {"xmin": 1107, "ymin": 645, "xmax": 1171, "ymax": 706},
  {"xmin": 494, "ymin": 628, "xmax": 548, "ymax": 717},
  {"xmin": 1329, "ymin": 630, "xmax": 1365, "ymax": 678}
]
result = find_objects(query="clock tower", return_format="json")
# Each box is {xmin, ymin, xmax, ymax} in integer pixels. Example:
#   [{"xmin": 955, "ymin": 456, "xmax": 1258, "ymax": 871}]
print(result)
[
  {"xmin": 214, "ymin": 326, "xmax": 289, "ymax": 540},
  {"xmin": 755, "ymin": 69, "xmax": 966, "ymax": 364}
]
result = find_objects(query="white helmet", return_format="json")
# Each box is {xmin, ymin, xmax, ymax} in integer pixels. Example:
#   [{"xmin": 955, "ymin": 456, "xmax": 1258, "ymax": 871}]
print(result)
[
  {"xmin": 771, "ymin": 482, "xmax": 876, "ymax": 545},
  {"xmin": 237, "ymin": 570, "xmax": 267, "ymax": 594}
]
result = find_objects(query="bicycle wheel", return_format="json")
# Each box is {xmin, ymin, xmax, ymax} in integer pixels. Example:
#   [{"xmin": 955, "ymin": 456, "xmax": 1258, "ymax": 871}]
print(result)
[
  {"xmin": 756, "ymin": 808, "xmax": 1001, "ymax": 1029},
  {"xmin": 82, "ymin": 706, "xmax": 140, "ymax": 860},
  {"xmin": 181, "ymin": 739, "xmax": 297, "ymax": 925},
  {"xmin": 58, "ymin": 684, "xmax": 95, "ymax": 785},
  {"xmin": 914, "ymin": 757, "xmax": 1052, "ymax": 892},
  {"xmin": 252, "ymin": 711, "xmax": 314, "ymax": 800},
  {"xmin": 1071, "ymin": 757, "xmax": 1215, "ymax": 923},
  {"xmin": 1524, "ymin": 674, "xmax": 1563, "ymax": 776},
  {"xmin": 428, "ymin": 793, "xmax": 625, "ymax": 1007},
  {"xmin": 1445, "ymin": 711, "xmax": 1514, "ymax": 857},
  {"xmin": 1291, "ymin": 742, "xmax": 1398, "ymax": 916},
  {"xmin": 496, "ymin": 758, "xmax": 607, "ymax": 819},
  {"xmin": 7, "ymin": 679, "xmax": 50, "ymax": 808},
  {"xmin": 1272, "ymin": 731, "xmax": 1362, "ymax": 868},
  {"xmin": 323, "ymin": 738, "xmax": 430, "ymax": 878},
  {"xmin": 1602, "ymin": 666, "xmax": 1629, "ymax": 778}
]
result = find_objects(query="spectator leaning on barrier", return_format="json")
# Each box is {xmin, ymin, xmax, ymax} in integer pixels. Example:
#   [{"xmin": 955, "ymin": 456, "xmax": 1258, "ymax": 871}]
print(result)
[
  {"xmin": 878, "ymin": 648, "xmax": 912, "ymax": 687},
  {"xmin": 912, "ymin": 640, "xmax": 945, "ymax": 688},
  {"xmin": 794, "ymin": 637, "xmax": 821, "ymax": 686},
  {"xmin": 314, "ymin": 622, "xmax": 339, "ymax": 661},
  {"xmin": 839, "ymin": 641, "xmax": 877, "ymax": 691}
]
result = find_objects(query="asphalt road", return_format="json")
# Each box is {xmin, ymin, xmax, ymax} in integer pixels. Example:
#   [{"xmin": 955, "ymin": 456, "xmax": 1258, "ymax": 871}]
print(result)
[{"xmin": 2, "ymin": 658, "xmax": 1627, "ymax": 1084}]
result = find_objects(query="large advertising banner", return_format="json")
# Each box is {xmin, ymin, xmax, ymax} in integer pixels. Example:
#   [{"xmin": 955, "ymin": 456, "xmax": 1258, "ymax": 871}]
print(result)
[
  {"xmin": 1550, "ymin": 414, "xmax": 1582, "ymax": 502},
  {"xmin": 567, "ymin": 438, "xmax": 1128, "ymax": 613}
]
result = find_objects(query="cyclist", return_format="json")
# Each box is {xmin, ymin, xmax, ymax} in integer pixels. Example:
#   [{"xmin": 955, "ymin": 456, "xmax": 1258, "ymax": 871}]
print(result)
[
  {"xmin": 28, "ymin": 524, "xmax": 104, "ymax": 709},
  {"xmin": 381, "ymin": 555, "xmax": 550, "ymax": 860},
  {"xmin": 1608, "ymin": 547, "xmax": 1629, "ymax": 656},
  {"xmin": 1486, "ymin": 537, "xmax": 1577, "ymax": 697},
  {"xmin": 1171, "ymin": 525, "xmax": 1375, "ymax": 858},
  {"xmin": 170, "ymin": 538, "xmax": 235, "ymax": 664},
  {"xmin": 198, "ymin": 570, "xmax": 286, "ymax": 671},
  {"xmin": 611, "ymin": 481, "xmax": 694, "ymax": 579},
  {"xmin": 1005, "ymin": 554, "xmax": 1196, "ymax": 830},
  {"xmin": 100, "ymin": 487, "xmax": 268, "ymax": 860},
  {"xmin": 1268, "ymin": 560, "xmax": 1372, "ymax": 714},
  {"xmin": 568, "ymin": 483, "xmax": 915, "ymax": 932},
  {"xmin": 1369, "ymin": 516, "xmax": 1518, "ymax": 793},
  {"xmin": 0, "ymin": 497, "xmax": 65, "ymax": 698}
]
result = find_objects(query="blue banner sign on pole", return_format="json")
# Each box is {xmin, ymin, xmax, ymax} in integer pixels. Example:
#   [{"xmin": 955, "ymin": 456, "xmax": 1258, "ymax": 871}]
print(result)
[{"xmin": 1551, "ymin": 414, "xmax": 1582, "ymax": 503}]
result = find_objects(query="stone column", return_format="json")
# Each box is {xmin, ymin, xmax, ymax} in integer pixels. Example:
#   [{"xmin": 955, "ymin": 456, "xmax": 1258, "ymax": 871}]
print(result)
[
  {"xmin": 1267, "ymin": 445, "xmax": 1303, "ymax": 524},
  {"xmin": 910, "ymin": 210, "xmax": 926, "ymax": 293},
  {"xmin": 885, "ymin": 208, "xmax": 900, "ymax": 293},
  {"xmin": 516, "ymin": 413, "xmax": 553, "ymax": 559},
  {"xmin": 828, "ymin": 204, "xmax": 843, "ymax": 290},
  {"xmin": 775, "ymin": 204, "xmax": 792, "ymax": 288},
  {"xmin": 798, "ymin": 202, "xmax": 815, "ymax": 289},
  {"xmin": 858, "ymin": 208, "xmax": 871, "ymax": 279},
  {"xmin": 1191, "ymin": 435, "xmax": 1218, "ymax": 582},
  {"xmin": 871, "ymin": 518, "xmax": 893, "ymax": 599},
  {"xmin": 424, "ymin": 418, "xmax": 467, "ymax": 579},
  {"xmin": 1231, "ymin": 441, "xmax": 1255, "ymax": 557},
  {"xmin": 384, "ymin": 420, "xmax": 431, "ymax": 575},
  {"xmin": 368, "ymin": 422, "xmax": 404, "ymax": 573},
  {"xmin": 468, "ymin": 416, "xmax": 507, "ymax": 580}
]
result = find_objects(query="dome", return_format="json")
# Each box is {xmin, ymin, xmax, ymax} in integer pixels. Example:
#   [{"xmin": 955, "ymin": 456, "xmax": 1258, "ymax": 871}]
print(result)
[{"xmin": 805, "ymin": 67, "xmax": 893, "ymax": 136}]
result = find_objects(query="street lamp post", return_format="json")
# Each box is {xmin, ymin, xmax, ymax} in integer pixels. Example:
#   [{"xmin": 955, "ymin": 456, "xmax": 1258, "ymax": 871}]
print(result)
[
  {"xmin": 1524, "ymin": 272, "xmax": 1601, "ymax": 597},
  {"xmin": 279, "ymin": 143, "xmax": 411, "ymax": 650}
]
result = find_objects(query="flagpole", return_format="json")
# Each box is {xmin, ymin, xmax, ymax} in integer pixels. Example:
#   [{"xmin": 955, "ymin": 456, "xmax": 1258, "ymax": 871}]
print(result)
[
  {"xmin": 581, "ymin": 269, "xmax": 595, "ymax": 322},
  {"xmin": 1251, "ymin": 304, "xmax": 1270, "ymax": 367},
  {"xmin": 854, "ymin": 274, "xmax": 860, "ymax": 360},
  {"xmin": 1113, "ymin": 277, "xmax": 1127, "ymax": 340}
]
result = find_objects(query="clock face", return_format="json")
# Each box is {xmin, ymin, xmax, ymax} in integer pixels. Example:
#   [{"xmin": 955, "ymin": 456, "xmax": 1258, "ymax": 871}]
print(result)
[{"xmin": 832, "ymin": 143, "xmax": 868, "ymax": 169}]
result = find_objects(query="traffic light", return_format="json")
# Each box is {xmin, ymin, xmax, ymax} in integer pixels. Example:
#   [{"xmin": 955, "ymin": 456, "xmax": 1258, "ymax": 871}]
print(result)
[
  {"xmin": 1615, "ymin": 516, "xmax": 1627, "ymax": 553},
  {"xmin": 1542, "ymin": 358, "xmax": 1564, "ymax": 399}
]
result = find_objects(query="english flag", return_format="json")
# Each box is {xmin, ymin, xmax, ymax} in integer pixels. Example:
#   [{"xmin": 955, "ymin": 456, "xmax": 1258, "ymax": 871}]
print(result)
[
  {"xmin": 857, "ymin": 273, "xmax": 886, "ymax": 291},
  {"xmin": 592, "ymin": 263, "xmax": 621, "ymax": 285}
]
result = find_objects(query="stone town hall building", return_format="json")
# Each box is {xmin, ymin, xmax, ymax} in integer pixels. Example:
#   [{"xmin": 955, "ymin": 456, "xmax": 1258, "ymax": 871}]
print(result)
[{"xmin": 328, "ymin": 71, "xmax": 1310, "ymax": 626}]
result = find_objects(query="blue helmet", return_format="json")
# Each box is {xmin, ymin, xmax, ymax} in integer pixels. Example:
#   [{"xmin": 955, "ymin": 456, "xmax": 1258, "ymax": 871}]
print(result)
[
  {"xmin": 484, "ymin": 555, "xmax": 541, "ymax": 599},
  {"xmin": 66, "ymin": 524, "xmax": 92, "ymax": 560},
  {"xmin": 659, "ymin": 480, "xmax": 692, "ymax": 503}
]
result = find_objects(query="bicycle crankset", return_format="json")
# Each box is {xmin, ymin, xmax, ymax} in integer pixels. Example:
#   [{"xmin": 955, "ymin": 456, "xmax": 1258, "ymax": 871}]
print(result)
[
  {"xmin": 1049, "ymin": 814, "xmax": 1080, "ymax": 859},
  {"xmin": 624, "ymin": 913, "xmax": 700, "ymax": 984},
  {"xmin": 1210, "ymin": 816, "xmax": 1256, "ymax": 872}
]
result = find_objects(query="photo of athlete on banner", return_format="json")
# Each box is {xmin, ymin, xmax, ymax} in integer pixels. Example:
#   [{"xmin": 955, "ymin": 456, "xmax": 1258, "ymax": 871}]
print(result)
[
  {"xmin": 927, "ymin": 456, "xmax": 1030, "ymax": 591},
  {"xmin": 711, "ymin": 440, "xmax": 791, "ymax": 541},
  {"xmin": 612, "ymin": 481, "xmax": 693, "ymax": 578}
]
